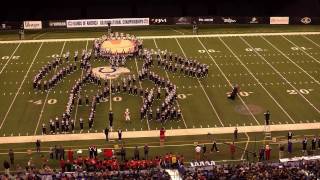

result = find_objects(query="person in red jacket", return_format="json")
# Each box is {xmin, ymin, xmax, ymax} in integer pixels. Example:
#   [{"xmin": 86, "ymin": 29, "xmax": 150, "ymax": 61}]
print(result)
[
  {"xmin": 67, "ymin": 149, "xmax": 74, "ymax": 162},
  {"xmin": 60, "ymin": 159, "xmax": 66, "ymax": 172},
  {"xmin": 265, "ymin": 144, "xmax": 272, "ymax": 160}
]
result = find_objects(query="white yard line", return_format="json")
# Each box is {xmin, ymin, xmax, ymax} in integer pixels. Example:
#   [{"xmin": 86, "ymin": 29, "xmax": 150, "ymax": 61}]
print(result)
[
  {"xmin": 219, "ymin": 37, "xmax": 296, "ymax": 123},
  {"xmin": 0, "ymin": 42, "xmax": 44, "ymax": 130},
  {"xmin": 196, "ymin": 37, "xmax": 260, "ymax": 125},
  {"xmin": 34, "ymin": 41, "xmax": 66, "ymax": 135},
  {"xmin": 33, "ymin": 32, "xmax": 48, "ymax": 40},
  {"xmin": 1, "ymin": 32, "xmax": 320, "ymax": 44},
  {"xmin": 0, "ymin": 122, "xmax": 320, "ymax": 144},
  {"xmin": 240, "ymin": 37, "xmax": 320, "ymax": 114},
  {"xmin": 175, "ymin": 38, "xmax": 225, "ymax": 127},
  {"xmin": 261, "ymin": 36, "xmax": 320, "ymax": 85},
  {"xmin": 281, "ymin": 35, "xmax": 320, "ymax": 65},
  {"xmin": 0, "ymin": 43, "xmax": 21, "ymax": 75},
  {"xmin": 303, "ymin": 35, "xmax": 320, "ymax": 49},
  {"xmin": 133, "ymin": 57, "xmax": 151, "ymax": 130},
  {"xmin": 153, "ymin": 39, "xmax": 188, "ymax": 129},
  {"xmin": 74, "ymin": 40, "xmax": 89, "ymax": 125},
  {"xmin": 170, "ymin": 28, "xmax": 185, "ymax": 35},
  {"xmin": 241, "ymin": 132, "xmax": 250, "ymax": 160}
]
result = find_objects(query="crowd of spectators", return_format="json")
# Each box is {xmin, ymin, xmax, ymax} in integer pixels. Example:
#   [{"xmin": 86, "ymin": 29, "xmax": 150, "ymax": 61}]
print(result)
[{"xmin": 180, "ymin": 160, "xmax": 320, "ymax": 179}]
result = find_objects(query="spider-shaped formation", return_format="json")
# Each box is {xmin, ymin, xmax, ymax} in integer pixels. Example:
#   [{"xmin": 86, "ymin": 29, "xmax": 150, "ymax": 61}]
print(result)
[{"xmin": 32, "ymin": 33, "xmax": 209, "ymax": 134}]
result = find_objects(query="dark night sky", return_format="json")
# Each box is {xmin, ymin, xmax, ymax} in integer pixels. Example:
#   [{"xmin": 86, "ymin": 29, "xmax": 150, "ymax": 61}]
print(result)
[{"xmin": 1, "ymin": 0, "xmax": 320, "ymax": 21}]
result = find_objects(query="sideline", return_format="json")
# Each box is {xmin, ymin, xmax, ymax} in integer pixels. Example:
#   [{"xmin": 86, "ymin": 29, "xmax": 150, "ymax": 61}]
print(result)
[
  {"xmin": 0, "ymin": 122, "xmax": 319, "ymax": 144},
  {"xmin": 0, "ymin": 32, "xmax": 319, "ymax": 44}
]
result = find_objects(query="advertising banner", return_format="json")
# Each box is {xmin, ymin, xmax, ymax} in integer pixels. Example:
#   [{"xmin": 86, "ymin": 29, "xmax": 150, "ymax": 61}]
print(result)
[
  {"xmin": 150, "ymin": 18, "xmax": 173, "ymax": 25},
  {"xmin": 220, "ymin": 17, "xmax": 239, "ymax": 24},
  {"xmin": 246, "ymin": 17, "xmax": 269, "ymax": 24},
  {"xmin": 49, "ymin": 21, "xmax": 67, "ymax": 27},
  {"xmin": 173, "ymin": 17, "xmax": 192, "ymax": 25},
  {"xmin": 195, "ymin": 17, "xmax": 214, "ymax": 24},
  {"xmin": 66, "ymin": 18, "xmax": 149, "ymax": 28},
  {"xmin": 23, "ymin": 21, "xmax": 42, "ymax": 29},
  {"xmin": 289, "ymin": 17, "xmax": 320, "ymax": 25},
  {"xmin": 270, "ymin": 17, "xmax": 289, "ymax": 24}
]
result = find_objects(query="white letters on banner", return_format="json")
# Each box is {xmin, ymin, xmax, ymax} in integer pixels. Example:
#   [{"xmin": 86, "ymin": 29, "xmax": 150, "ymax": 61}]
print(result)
[
  {"xmin": 23, "ymin": 21, "xmax": 42, "ymax": 29},
  {"xmin": 66, "ymin": 18, "xmax": 149, "ymax": 28},
  {"xmin": 190, "ymin": 161, "xmax": 216, "ymax": 167},
  {"xmin": 270, "ymin": 17, "xmax": 289, "ymax": 24}
]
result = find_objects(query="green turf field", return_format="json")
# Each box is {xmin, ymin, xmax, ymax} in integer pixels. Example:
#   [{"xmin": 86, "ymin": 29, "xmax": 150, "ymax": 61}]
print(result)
[{"xmin": 0, "ymin": 31, "xmax": 320, "ymax": 136}]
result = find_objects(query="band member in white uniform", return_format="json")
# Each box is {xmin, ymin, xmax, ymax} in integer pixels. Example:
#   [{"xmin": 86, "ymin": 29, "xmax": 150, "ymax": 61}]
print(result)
[{"xmin": 124, "ymin": 108, "xmax": 131, "ymax": 122}]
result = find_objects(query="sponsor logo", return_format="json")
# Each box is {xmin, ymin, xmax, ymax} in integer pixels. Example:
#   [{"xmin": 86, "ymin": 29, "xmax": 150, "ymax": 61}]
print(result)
[
  {"xmin": 66, "ymin": 18, "xmax": 149, "ymax": 28},
  {"xmin": 270, "ymin": 17, "xmax": 289, "ymax": 24},
  {"xmin": 198, "ymin": 18, "xmax": 214, "ymax": 22},
  {"xmin": 190, "ymin": 161, "xmax": 216, "ymax": 167},
  {"xmin": 49, "ymin": 21, "xmax": 67, "ymax": 27},
  {"xmin": 222, "ymin": 17, "xmax": 237, "ymax": 23},
  {"xmin": 24, "ymin": 21, "xmax": 42, "ymax": 29},
  {"xmin": 301, "ymin": 17, "xmax": 311, "ymax": 24},
  {"xmin": 250, "ymin": 17, "xmax": 259, "ymax": 24},
  {"xmin": 175, "ymin": 17, "xmax": 191, "ymax": 24},
  {"xmin": 151, "ymin": 18, "xmax": 167, "ymax": 24}
]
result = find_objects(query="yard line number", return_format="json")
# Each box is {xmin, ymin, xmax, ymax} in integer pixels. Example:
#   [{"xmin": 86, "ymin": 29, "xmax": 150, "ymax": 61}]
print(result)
[
  {"xmin": 286, "ymin": 89, "xmax": 313, "ymax": 95},
  {"xmin": 226, "ymin": 91, "xmax": 253, "ymax": 97},
  {"xmin": 245, "ymin": 48, "xmax": 267, "ymax": 52},
  {"xmin": 290, "ymin": 47, "xmax": 311, "ymax": 51},
  {"xmin": 1, "ymin": 56, "xmax": 20, "ymax": 60},
  {"xmin": 30, "ymin": 99, "xmax": 58, "ymax": 105},
  {"xmin": 198, "ymin": 49, "xmax": 220, "ymax": 53}
]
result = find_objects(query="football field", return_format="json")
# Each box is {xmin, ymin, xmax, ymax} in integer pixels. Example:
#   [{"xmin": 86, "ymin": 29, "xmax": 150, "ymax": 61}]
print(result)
[{"xmin": 0, "ymin": 32, "xmax": 319, "ymax": 137}]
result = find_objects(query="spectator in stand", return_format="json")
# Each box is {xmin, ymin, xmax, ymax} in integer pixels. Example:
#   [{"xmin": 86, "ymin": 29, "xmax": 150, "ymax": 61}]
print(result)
[
  {"xmin": 60, "ymin": 159, "xmax": 66, "ymax": 173},
  {"xmin": 118, "ymin": 129, "xmax": 122, "ymax": 141},
  {"xmin": 8, "ymin": 149, "xmax": 14, "ymax": 165},
  {"xmin": 134, "ymin": 146, "xmax": 140, "ymax": 160},
  {"xmin": 318, "ymin": 136, "xmax": 320, "ymax": 149},
  {"xmin": 230, "ymin": 142, "xmax": 236, "ymax": 159},
  {"xmin": 144, "ymin": 144, "xmax": 149, "ymax": 160},
  {"xmin": 3, "ymin": 160, "xmax": 10, "ymax": 175},
  {"xmin": 195, "ymin": 145, "xmax": 201, "ymax": 160},
  {"xmin": 36, "ymin": 139, "xmax": 41, "ymax": 152}
]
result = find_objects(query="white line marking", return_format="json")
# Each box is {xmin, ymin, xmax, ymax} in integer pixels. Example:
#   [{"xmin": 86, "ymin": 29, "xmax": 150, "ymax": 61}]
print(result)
[
  {"xmin": 240, "ymin": 37, "xmax": 320, "ymax": 114},
  {"xmin": 303, "ymin": 35, "xmax": 320, "ymax": 50},
  {"xmin": 175, "ymin": 38, "xmax": 225, "ymax": 127},
  {"xmin": 1, "ymin": 32, "xmax": 320, "ymax": 44},
  {"xmin": 219, "ymin": 37, "xmax": 295, "ymax": 123},
  {"xmin": 133, "ymin": 57, "xmax": 150, "ymax": 131},
  {"xmin": 0, "ymin": 42, "xmax": 44, "ymax": 130},
  {"xmin": 196, "ymin": 37, "xmax": 260, "ymax": 125},
  {"xmin": 0, "ymin": 43, "xmax": 21, "ymax": 75},
  {"xmin": 33, "ymin": 32, "xmax": 48, "ymax": 40},
  {"xmin": 261, "ymin": 36, "xmax": 320, "ymax": 85},
  {"xmin": 241, "ymin": 132, "xmax": 250, "ymax": 160},
  {"xmin": 170, "ymin": 28, "xmax": 184, "ymax": 35},
  {"xmin": 34, "ymin": 41, "xmax": 66, "ymax": 135},
  {"xmin": 281, "ymin": 35, "xmax": 320, "ymax": 65},
  {"xmin": 153, "ymin": 39, "xmax": 188, "ymax": 129}
]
